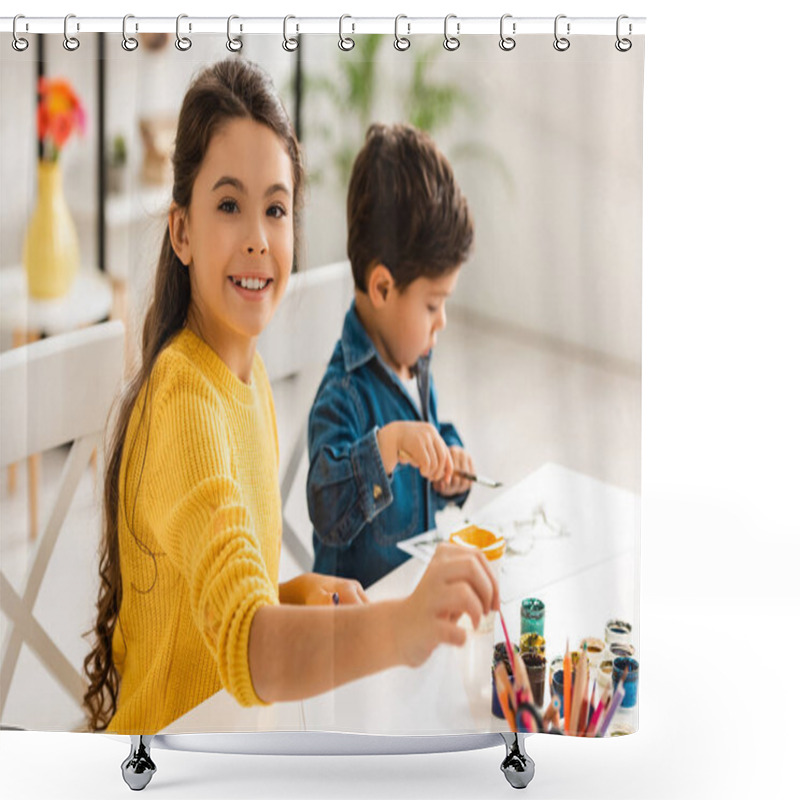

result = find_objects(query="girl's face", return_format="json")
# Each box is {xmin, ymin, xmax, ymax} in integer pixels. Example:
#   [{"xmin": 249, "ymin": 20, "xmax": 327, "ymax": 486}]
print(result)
[{"xmin": 170, "ymin": 117, "xmax": 294, "ymax": 364}]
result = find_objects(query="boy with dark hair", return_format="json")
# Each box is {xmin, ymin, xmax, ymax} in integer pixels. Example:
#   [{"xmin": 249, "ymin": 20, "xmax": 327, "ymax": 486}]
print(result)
[{"xmin": 306, "ymin": 123, "xmax": 476, "ymax": 588}]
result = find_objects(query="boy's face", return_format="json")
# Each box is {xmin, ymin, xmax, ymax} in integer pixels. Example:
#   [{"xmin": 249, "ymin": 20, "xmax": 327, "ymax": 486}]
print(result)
[{"xmin": 380, "ymin": 268, "xmax": 460, "ymax": 372}]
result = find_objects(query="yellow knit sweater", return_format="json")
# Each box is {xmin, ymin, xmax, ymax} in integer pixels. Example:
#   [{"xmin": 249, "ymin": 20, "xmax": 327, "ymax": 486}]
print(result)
[{"xmin": 107, "ymin": 328, "xmax": 281, "ymax": 734}]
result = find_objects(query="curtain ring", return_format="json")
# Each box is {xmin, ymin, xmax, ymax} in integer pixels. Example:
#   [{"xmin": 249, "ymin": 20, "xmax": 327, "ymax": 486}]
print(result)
[
  {"xmin": 122, "ymin": 14, "xmax": 139, "ymax": 52},
  {"xmin": 553, "ymin": 14, "xmax": 570, "ymax": 52},
  {"xmin": 499, "ymin": 14, "xmax": 516, "ymax": 51},
  {"xmin": 394, "ymin": 15, "xmax": 410, "ymax": 51},
  {"xmin": 175, "ymin": 14, "xmax": 192, "ymax": 51},
  {"xmin": 338, "ymin": 14, "xmax": 355, "ymax": 51},
  {"xmin": 226, "ymin": 15, "xmax": 243, "ymax": 52},
  {"xmin": 443, "ymin": 14, "xmax": 460, "ymax": 51},
  {"xmin": 63, "ymin": 13, "xmax": 80, "ymax": 51},
  {"xmin": 12, "ymin": 15, "xmax": 29, "ymax": 52},
  {"xmin": 282, "ymin": 15, "xmax": 299, "ymax": 52},
  {"xmin": 615, "ymin": 15, "xmax": 632, "ymax": 52}
]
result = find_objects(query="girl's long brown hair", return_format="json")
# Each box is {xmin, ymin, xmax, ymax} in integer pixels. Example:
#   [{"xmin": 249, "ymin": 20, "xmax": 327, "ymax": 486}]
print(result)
[{"xmin": 82, "ymin": 59, "xmax": 304, "ymax": 731}]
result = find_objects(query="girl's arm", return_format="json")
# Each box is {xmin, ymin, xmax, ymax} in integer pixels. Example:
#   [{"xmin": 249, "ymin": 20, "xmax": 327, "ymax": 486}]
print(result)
[{"xmin": 249, "ymin": 543, "xmax": 498, "ymax": 702}]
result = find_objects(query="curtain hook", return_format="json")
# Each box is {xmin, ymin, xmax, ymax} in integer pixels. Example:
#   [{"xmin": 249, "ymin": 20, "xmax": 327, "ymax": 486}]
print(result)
[
  {"xmin": 553, "ymin": 14, "xmax": 570, "ymax": 52},
  {"xmin": 122, "ymin": 14, "xmax": 139, "ymax": 52},
  {"xmin": 63, "ymin": 13, "xmax": 80, "ymax": 51},
  {"xmin": 338, "ymin": 14, "xmax": 355, "ymax": 51},
  {"xmin": 394, "ymin": 14, "xmax": 410, "ymax": 51},
  {"xmin": 499, "ymin": 14, "xmax": 516, "ymax": 51},
  {"xmin": 175, "ymin": 14, "xmax": 192, "ymax": 51},
  {"xmin": 443, "ymin": 14, "xmax": 460, "ymax": 51},
  {"xmin": 12, "ymin": 15, "xmax": 29, "ymax": 52},
  {"xmin": 227, "ymin": 15, "xmax": 243, "ymax": 52},
  {"xmin": 615, "ymin": 15, "xmax": 633, "ymax": 52},
  {"xmin": 283, "ymin": 15, "xmax": 299, "ymax": 52}
]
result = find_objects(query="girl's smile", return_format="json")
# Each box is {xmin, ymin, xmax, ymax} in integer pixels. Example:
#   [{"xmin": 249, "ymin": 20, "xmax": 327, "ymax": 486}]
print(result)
[{"xmin": 228, "ymin": 273, "xmax": 275, "ymax": 300}]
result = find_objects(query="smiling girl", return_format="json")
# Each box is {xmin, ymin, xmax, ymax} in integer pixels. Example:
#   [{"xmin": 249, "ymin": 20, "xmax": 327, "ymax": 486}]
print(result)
[{"xmin": 82, "ymin": 60, "xmax": 498, "ymax": 735}]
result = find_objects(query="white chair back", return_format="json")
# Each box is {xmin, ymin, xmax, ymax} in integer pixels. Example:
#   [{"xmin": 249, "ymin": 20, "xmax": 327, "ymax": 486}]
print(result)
[
  {"xmin": 0, "ymin": 321, "xmax": 125, "ymax": 730},
  {"xmin": 257, "ymin": 261, "xmax": 353, "ymax": 572}
]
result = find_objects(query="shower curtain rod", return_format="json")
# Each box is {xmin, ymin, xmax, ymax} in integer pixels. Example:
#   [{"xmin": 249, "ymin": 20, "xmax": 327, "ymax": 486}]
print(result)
[{"xmin": 1, "ymin": 16, "xmax": 646, "ymax": 37}]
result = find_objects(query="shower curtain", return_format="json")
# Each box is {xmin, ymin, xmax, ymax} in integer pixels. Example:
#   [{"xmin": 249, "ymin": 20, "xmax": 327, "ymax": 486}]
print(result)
[{"xmin": 0, "ymin": 17, "xmax": 643, "ymax": 745}]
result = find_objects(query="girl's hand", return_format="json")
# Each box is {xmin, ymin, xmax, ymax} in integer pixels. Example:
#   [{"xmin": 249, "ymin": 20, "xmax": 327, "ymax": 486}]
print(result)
[
  {"xmin": 377, "ymin": 421, "xmax": 454, "ymax": 482},
  {"xmin": 396, "ymin": 543, "xmax": 500, "ymax": 668},
  {"xmin": 432, "ymin": 445, "xmax": 474, "ymax": 496},
  {"xmin": 279, "ymin": 573, "xmax": 369, "ymax": 606}
]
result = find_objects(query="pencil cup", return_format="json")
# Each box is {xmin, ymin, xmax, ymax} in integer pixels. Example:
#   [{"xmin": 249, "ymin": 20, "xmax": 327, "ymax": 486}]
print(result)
[
  {"xmin": 612, "ymin": 656, "xmax": 639, "ymax": 709},
  {"xmin": 604, "ymin": 619, "xmax": 632, "ymax": 646},
  {"xmin": 520, "ymin": 597, "xmax": 545, "ymax": 637},
  {"xmin": 521, "ymin": 651, "xmax": 547, "ymax": 708}
]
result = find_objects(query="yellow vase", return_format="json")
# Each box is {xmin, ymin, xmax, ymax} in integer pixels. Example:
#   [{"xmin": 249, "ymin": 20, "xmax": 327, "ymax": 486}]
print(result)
[{"xmin": 23, "ymin": 161, "xmax": 80, "ymax": 299}]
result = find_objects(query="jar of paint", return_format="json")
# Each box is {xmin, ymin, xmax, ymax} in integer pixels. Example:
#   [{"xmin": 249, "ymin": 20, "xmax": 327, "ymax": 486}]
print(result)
[
  {"xmin": 604, "ymin": 619, "xmax": 632, "ymax": 646},
  {"xmin": 520, "ymin": 632, "xmax": 545, "ymax": 656},
  {"xmin": 608, "ymin": 641, "xmax": 636, "ymax": 660},
  {"xmin": 612, "ymin": 656, "xmax": 639, "ymax": 708},
  {"xmin": 520, "ymin": 597, "xmax": 545, "ymax": 637},
  {"xmin": 579, "ymin": 637, "xmax": 605, "ymax": 669},
  {"xmin": 550, "ymin": 669, "xmax": 565, "ymax": 720},
  {"xmin": 450, "ymin": 526, "xmax": 505, "ymax": 634},
  {"xmin": 521, "ymin": 651, "xmax": 547, "ymax": 708}
]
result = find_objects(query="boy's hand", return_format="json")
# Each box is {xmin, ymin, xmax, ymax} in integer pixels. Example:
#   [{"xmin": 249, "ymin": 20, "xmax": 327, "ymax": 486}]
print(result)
[
  {"xmin": 433, "ymin": 445, "xmax": 474, "ymax": 496},
  {"xmin": 377, "ymin": 421, "xmax": 453, "ymax": 482}
]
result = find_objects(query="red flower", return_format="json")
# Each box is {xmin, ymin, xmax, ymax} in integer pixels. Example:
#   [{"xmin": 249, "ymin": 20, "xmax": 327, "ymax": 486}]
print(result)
[{"xmin": 36, "ymin": 76, "xmax": 86, "ymax": 159}]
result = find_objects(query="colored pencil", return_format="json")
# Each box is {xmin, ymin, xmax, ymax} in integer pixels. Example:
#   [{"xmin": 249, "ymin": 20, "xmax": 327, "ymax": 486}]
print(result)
[
  {"xmin": 569, "ymin": 647, "xmax": 587, "ymax": 735},
  {"xmin": 583, "ymin": 681, "xmax": 596, "ymax": 736},
  {"xmin": 563, "ymin": 641, "xmax": 572, "ymax": 734},
  {"xmin": 597, "ymin": 667, "xmax": 629, "ymax": 738},
  {"xmin": 585, "ymin": 686, "xmax": 611, "ymax": 738},
  {"xmin": 494, "ymin": 662, "xmax": 517, "ymax": 732}
]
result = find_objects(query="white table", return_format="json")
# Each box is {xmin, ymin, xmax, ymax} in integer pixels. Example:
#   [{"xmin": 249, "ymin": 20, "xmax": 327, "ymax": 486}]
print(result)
[{"xmin": 158, "ymin": 463, "xmax": 639, "ymax": 744}]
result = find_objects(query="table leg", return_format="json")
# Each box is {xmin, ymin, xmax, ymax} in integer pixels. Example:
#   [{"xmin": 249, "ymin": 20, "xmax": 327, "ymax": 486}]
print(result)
[{"xmin": 11, "ymin": 329, "xmax": 43, "ymax": 540}]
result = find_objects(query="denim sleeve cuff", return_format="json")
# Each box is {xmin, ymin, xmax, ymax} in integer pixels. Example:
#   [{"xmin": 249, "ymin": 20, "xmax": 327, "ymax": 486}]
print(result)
[{"xmin": 351, "ymin": 426, "xmax": 393, "ymax": 523}]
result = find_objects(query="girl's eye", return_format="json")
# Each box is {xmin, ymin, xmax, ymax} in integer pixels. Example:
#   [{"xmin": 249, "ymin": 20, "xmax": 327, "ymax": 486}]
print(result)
[
  {"xmin": 219, "ymin": 199, "xmax": 238, "ymax": 213},
  {"xmin": 267, "ymin": 204, "xmax": 287, "ymax": 219}
]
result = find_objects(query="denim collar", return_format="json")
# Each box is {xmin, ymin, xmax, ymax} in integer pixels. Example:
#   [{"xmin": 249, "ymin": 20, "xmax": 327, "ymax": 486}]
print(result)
[{"xmin": 341, "ymin": 301, "xmax": 432, "ymax": 379}]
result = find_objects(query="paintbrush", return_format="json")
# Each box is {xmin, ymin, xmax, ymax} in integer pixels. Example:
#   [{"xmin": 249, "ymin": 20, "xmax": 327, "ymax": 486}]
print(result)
[
  {"xmin": 396, "ymin": 449, "xmax": 502, "ymax": 487},
  {"xmin": 454, "ymin": 470, "xmax": 503, "ymax": 488},
  {"xmin": 563, "ymin": 641, "xmax": 572, "ymax": 735},
  {"xmin": 597, "ymin": 666, "xmax": 629, "ymax": 738},
  {"xmin": 498, "ymin": 608, "xmax": 519, "ymax": 684}
]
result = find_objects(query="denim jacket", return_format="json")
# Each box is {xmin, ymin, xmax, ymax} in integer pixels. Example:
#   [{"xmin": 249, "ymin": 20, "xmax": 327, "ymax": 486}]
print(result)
[{"xmin": 306, "ymin": 302, "xmax": 469, "ymax": 588}]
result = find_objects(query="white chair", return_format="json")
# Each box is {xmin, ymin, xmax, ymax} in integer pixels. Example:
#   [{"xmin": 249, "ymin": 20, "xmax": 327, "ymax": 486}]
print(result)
[
  {"xmin": 257, "ymin": 261, "xmax": 353, "ymax": 573},
  {"xmin": 0, "ymin": 321, "xmax": 125, "ymax": 730}
]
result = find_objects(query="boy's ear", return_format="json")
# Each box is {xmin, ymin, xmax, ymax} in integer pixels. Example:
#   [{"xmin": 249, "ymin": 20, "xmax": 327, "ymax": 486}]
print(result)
[
  {"xmin": 168, "ymin": 203, "xmax": 192, "ymax": 266},
  {"xmin": 367, "ymin": 263, "xmax": 395, "ymax": 308}
]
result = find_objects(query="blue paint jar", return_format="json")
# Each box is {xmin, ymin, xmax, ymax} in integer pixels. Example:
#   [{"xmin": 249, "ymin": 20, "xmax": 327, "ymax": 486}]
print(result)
[
  {"xmin": 520, "ymin": 598, "xmax": 545, "ymax": 637},
  {"xmin": 612, "ymin": 656, "xmax": 639, "ymax": 708}
]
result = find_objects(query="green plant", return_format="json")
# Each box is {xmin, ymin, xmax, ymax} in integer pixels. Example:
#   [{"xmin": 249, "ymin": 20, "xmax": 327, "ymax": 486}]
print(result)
[{"xmin": 110, "ymin": 134, "xmax": 127, "ymax": 167}]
